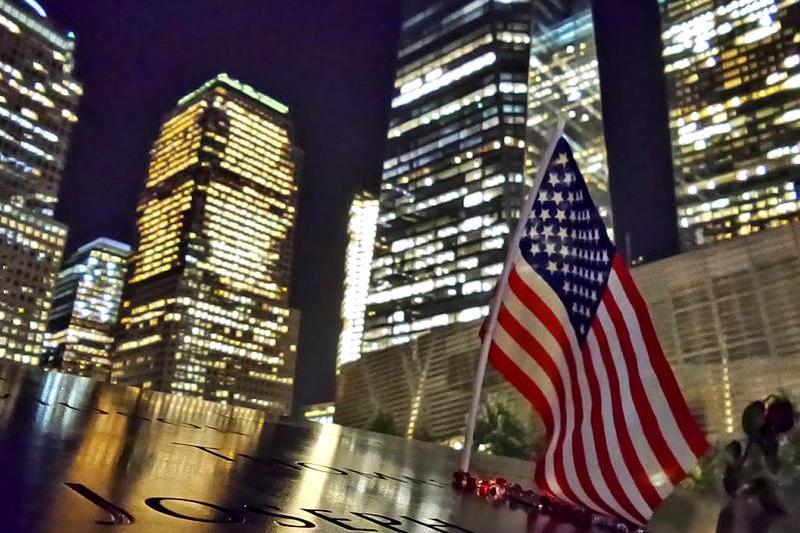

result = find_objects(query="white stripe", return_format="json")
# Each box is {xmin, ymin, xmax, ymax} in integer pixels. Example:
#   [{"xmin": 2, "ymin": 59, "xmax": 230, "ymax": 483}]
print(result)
[
  {"xmin": 606, "ymin": 269, "xmax": 698, "ymax": 472},
  {"xmin": 564, "ymin": 320, "xmax": 636, "ymax": 523},
  {"xmin": 595, "ymin": 304, "xmax": 673, "ymax": 499},
  {"xmin": 499, "ymin": 286, "xmax": 587, "ymax": 509},
  {"xmin": 492, "ymin": 324, "xmax": 566, "ymax": 505},
  {"xmin": 585, "ymin": 329, "xmax": 654, "ymax": 519},
  {"xmin": 504, "ymin": 262, "xmax": 608, "ymax": 515}
]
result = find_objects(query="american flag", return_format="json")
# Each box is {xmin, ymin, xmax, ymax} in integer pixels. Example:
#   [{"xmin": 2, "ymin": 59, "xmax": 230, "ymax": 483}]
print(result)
[{"xmin": 483, "ymin": 137, "xmax": 709, "ymax": 525}]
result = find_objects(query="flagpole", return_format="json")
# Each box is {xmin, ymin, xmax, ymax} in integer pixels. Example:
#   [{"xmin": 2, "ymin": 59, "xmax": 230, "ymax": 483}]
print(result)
[{"xmin": 459, "ymin": 118, "xmax": 566, "ymax": 472}]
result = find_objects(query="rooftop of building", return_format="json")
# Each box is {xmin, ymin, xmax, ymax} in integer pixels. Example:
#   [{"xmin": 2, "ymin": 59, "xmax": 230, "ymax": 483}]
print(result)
[
  {"xmin": 177, "ymin": 73, "xmax": 289, "ymax": 115},
  {"xmin": 75, "ymin": 237, "xmax": 132, "ymax": 257},
  {"xmin": 1, "ymin": 0, "xmax": 76, "ymax": 49}
]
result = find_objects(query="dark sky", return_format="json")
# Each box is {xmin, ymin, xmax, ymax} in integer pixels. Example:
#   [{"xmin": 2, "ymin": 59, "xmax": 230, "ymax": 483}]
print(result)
[{"xmin": 44, "ymin": 0, "xmax": 403, "ymax": 408}]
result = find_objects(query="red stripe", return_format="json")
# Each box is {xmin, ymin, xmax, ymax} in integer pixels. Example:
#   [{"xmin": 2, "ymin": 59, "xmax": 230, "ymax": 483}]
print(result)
[
  {"xmin": 591, "ymin": 319, "xmax": 661, "ymax": 510},
  {"xmin": 579, "ymin": 341, "xmax": 647, "ymax": 525},
  {"xmin": 497, "ymin": 301, "xmax": 618, "ymax": 518},
  {"xmin": 488, "ymin": 342, "xmax": 558, "ymax": 499},
  {"xmin": 505, "ymin": 271, "xmax": 576, "ymax": 506},
  {"xmin": 612, "ymin": 256, "xmax": 710, "ymax": 458},
  {"xmin": 602, "ymin": 287, "xmax": 685, "ymax": 486},
  {"xmin": 506, "ymin": 268, "xmax": 615, "ymax": 517},
  {"xmin": 496, "ymin": 303, "xmax": 565, "ymax": 499}
]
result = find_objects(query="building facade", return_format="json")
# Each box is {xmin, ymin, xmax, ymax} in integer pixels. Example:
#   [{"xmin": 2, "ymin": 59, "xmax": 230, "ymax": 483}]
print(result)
[
  {"xmin": 44, "ymin": 238, "xmax": 131, "ymax": 379},
  {"xmin": 525, "ymin": 9, "xmax": 611, "ymax": 232},
  {"xmin": 0, "ymin": 0, "xmax": 81, "ymax": 366},
  {"xmin": 661, "ymin": 0, "xmax": 800, "ymax": 247},
  {"xmin": 336, "ymin": 191, "xmax": 378, "ymax": 368},
  {"xmin": 364, "ymin": 0, "xmax": 535, "ymax": 354},
  {"xmin": 113, "ymin": 74, "xmax": 301, "ymax": 415},
  {"xmin": 632, "ymin": 222, "xmax": 800, "ymax": 441},
  {"xmin": 338, "ymin": 222, "xmax": 800, "ymax": 444},
  {"xmin": 337, "ymin": 319, "xmax": 537, "ymax": 443}
]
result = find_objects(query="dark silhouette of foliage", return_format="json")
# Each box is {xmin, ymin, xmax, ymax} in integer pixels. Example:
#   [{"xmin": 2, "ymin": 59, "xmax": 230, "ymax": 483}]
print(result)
[
  {"xmin": 366, "ymin": 409, "xmax": 399, "ymax": 436},
  {"xmin": 474, "ymin": 398, "xmax": 536, "ymax": 460}
]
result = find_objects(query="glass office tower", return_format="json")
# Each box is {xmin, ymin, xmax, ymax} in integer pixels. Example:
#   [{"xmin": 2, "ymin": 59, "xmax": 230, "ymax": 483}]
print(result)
[
  {"xmin": 363, "ymin": 0, "xmax": 535, "ymax": 353},
  {"xmin": 661, "ymin": 0, "xmax": 800, "ymax": 247},
  {"xmin": 0, "ymin": 0, "xmax": 81, "ymax": 366},
  {"xmin": 525, "ymin": 9, "xmax": 612, "ymax": 232},
  {"xmin": 44, "ymin": 238, "xmax": 131, "ymax": 379},
  {"xmin": 113, "ymin": 74, "xmax": 301, "ymax": 414},
  {"xmin": 336, "ymin": 191, "xmax": 378, "ymax": 368}
]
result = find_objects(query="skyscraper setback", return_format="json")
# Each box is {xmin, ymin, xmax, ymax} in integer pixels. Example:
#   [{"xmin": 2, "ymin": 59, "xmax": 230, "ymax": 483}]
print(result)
[
  {"xmin": 661, "ymin": 0, "xmax": 800, "ymax": 247},
  {"xmin": 0, "ymin": 0, "xmax": 81, "ymax": 366},
  {"xmin": 363, "ymin": 0, "xmax": 534, "ymax": 353},
  {"xmin": 113, "ymin": 74, "xmax": 301, "ymax": 414}
]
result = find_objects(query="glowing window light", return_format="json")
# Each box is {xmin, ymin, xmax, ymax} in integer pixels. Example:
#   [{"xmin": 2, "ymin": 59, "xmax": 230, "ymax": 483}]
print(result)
[
  {"xmin": 785, "ymin": 55, "xmax": 800, "ymax": 69},
  {"xmin": 784, "ymin": 74, "xmax": 800, "ymax": 90},
  {"xmin": 392, "ymin": 52, "xmax": 497, "ymax": 108},
  {"xmin": 23, "ymin": 0, "xmax": 47, "ymax": 17},
  {"xmin": 735, "ymin": 22, "xmax": 780, "ymax": 46},
  {"xmin": 775, "ymin": 109, "xmax": 800, "ymax": 125}
]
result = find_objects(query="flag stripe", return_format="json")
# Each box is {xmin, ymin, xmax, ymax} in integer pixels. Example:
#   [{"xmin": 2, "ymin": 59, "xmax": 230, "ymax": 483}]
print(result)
[
  {"xmin": 584, "ymin": 329, "xmax": 654, "ymax": 519},
  {"xmin": 501, "ymin": 275, "xmax": 624, "ymax": 518},
  {"xmin": 508, "ymin": 266, "xmax": 611, "ymax": 512},
  {"xmin": 487, "ymin": 339, "xmax": 563, "ymax": 503},
  {"xmin": 612, "ymin": 258, "xmax": 710, "ymax": 458},
  {"xmin": 601, "ymin": 288, "xmax": 685, "ymax": 488},
  {"xmin": 506, "ymin": 262, "xmax": 646, "ymax": 523},
  {"xmin": 578, "ymin": 341, "xmax": 647, "ymax": 525},
  {"xmin": 495, "ymin": 294, "xmax": 595, "ymax": 507},
  {"xmin": 509, "ymin": 263, "xmax": 624, "ymax": 518},
  {"xmin": 588, "ymin": 316, "xmax": 662, "ymax": 510},
  {"xmin": 606, "ymin": 263, "xmax": 699, "ymax": 473}
]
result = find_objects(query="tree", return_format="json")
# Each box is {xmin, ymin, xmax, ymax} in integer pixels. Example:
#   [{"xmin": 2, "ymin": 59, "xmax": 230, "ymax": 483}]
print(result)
[
  {"xmin": 474, "ymin": 398, "xmax": 537, "ymax": 460},
  {"xmin": 366, "ymin": 409, "xmax": 399, "ymax": 436}
]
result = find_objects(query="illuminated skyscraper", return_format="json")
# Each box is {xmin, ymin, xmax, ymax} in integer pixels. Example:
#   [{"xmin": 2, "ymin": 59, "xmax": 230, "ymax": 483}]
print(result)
[
  {"xmin": 661, "ymin": 0, "xmax": 800, "ymax": 247},
  {"xmin": 0, "ymin": 0, "xmax": 81, "ymax": 366},
  {"xmin": 44, "ymin": 238, "xmax": 131, "ymax": 379},
  {"xmin": 525, "ymin": 9, "xmax": 612, "ymax": 232},
  {"xmin": 364, "ymin": 1, "xmax": 593, "ymax": 353},
  {"xmin": 363, "ymin": 0, "xmax": 535, "ymax": 353},
  {"xmin": 336, "ymin": 191, "xmax": 378, "ymax": 368},
  {"xmin": 113, "ymin": 74, "xmax": 301, "ymax": 414}
]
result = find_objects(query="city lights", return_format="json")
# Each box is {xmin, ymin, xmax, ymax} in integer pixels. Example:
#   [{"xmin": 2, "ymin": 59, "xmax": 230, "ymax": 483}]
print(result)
[
  {"xmin": 44, "ymin": 238, "xmax": 131, "ymax": 379},
  {"xmin": 113, "ymin": 74, "xmax": 301, "ymax": 415},
  {"xmin": 362, "ymin": 0, "xmax": 533, "ymax": 354},
  {"xmin": 0, "ymin": 0, "xmax": 81, "ymax": 367},
  {"xmin": 336, "ymin": 192, "xmax": 378, "ymax": 368},
  {"xmin": 662, "ymin": 0, "xmax": 800, "ymax": 246}
]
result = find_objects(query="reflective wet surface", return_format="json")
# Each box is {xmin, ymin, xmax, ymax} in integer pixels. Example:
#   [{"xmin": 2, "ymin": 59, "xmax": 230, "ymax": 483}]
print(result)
[{"xmin": 0, "ymin": 361, "xmax": 591, "ymax": 532}]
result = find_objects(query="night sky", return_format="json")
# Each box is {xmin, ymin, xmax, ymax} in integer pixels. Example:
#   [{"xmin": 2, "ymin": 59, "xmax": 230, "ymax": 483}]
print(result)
[{"xmin": 44, "ymin": 0, "xmax": 403, "ymax": 409}]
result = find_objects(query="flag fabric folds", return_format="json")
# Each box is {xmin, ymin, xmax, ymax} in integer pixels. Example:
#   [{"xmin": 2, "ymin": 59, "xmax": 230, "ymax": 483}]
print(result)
[{"xmin": 482, "ymin": 137, "xmax": 709, "ymax": 525}]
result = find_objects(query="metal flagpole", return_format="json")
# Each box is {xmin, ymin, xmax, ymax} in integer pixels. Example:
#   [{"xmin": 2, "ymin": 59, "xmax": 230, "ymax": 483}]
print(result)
[{"xmin": 459, "ymin": 118, "xmax": 567, "ymax": 472}]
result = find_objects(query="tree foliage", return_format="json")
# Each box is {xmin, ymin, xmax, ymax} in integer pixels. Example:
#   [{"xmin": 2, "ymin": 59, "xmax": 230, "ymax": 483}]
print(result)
[
  {"xmin": 366, "ymin": 409, "xmax": 399, "ymax": 436},
  {"xmin": 474, "ymin": 398, "xmax": 537, "ymax": 460}
]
